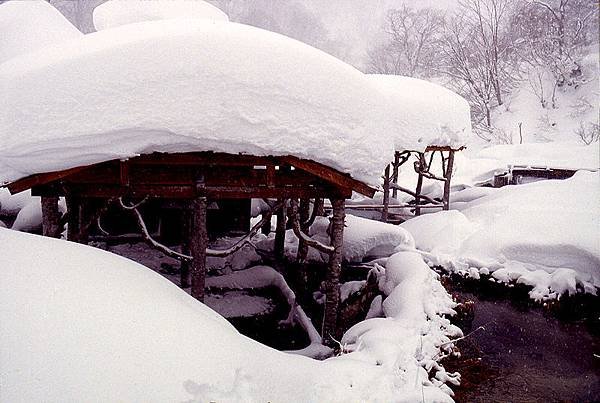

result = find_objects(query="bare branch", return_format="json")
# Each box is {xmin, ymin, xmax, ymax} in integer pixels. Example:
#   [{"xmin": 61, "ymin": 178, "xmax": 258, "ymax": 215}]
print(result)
[{"xmin": 289, "ymin": 199, "xmax": 334, "ymax": 254}]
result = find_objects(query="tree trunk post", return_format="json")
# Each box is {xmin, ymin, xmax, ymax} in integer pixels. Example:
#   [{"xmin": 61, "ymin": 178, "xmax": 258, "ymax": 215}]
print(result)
[
  {"xmin": 190, "ymin": 195, "xmax": 208, "ymax": 302},
  {"xmin": 296, "ymin": 198, "xmax": 310, "ymax": 263},
  {"xmin": 274, "ymin": 199, "xmax": 286, "ymax": 259},
  {"xmin": 381, "ymin": 164, "xmax": 390, "ymax": 222},
  {"xmin": 443, "ymin": 150, "xmax": 455, "ymax": 211},
  {"xmin": 180, "ymin": 209, "xmax": 191, "ymax": 289},
  {"xmin": 41, "ymin": 196, "xmax": 62, "ymax": 238},
  {"xmin": 392, "ymin": 151, "xmax": 400, "ymax": 199},
  {"xmin": 414, "ymin": 153, "xmax": 425, "ymax": 216},
  {"xmin": 260, "ymin": 211, "xmax": 271, "ymax": 235},
  {"xmin": 66, "ymin": 195, "xmax": 82, "ymax": 242},
  {"xmin": 322, "ymin": 198, "xmax": 345, "ymax": 346}
]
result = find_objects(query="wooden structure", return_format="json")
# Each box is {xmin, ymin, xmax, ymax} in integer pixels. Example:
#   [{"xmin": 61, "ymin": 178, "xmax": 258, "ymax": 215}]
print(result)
[
  {"xmin": 5, "ymin": 151, "xmax": 375, "ymax": 343},
  {"xmin": 379, "ymin": 145, "xmax": 464, "ymax": 222}
]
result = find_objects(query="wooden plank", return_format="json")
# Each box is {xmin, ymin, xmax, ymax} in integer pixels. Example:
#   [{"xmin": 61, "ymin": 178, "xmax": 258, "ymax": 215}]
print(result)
[
  {"xmin": 7, "ymin": 165, "xmax": 91, "ymax": 194},
  {"xmin": 281, "ymin": 155, "xmax": 375, "ymax": 197}
]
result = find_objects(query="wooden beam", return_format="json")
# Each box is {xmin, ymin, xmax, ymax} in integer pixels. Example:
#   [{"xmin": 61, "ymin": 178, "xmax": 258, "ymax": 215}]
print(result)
[
  {"xmin": 189, "ymin": 195, "xmax": 208, "ymax": 301},
  {"xmin": 41, "ymin": 196, "xmax": 62, "ymax": 238},
  {"xmin": 323, "ymin": 198, "xmax": 345, "ymax": 346},
  {"xmin": 7, "ymin": 165, "xmax": 91, "ymax": 194},
  {"xmin": 381, "ymin": 165, "xmax": 390, "ymax": 222},
  {"xmin": 282, "ymin": 155, "xmax": 376, "ymax": 197},
  {"xmin": 274, "ymin": 199, "xmax": 286, "ymax": 259}
]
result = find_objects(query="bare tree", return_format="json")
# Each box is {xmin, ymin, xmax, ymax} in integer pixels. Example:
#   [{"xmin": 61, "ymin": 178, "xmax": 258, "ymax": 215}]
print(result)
[
  {"xmin": 512, "ymin": 0, "xmax": 599, "ymax": 107},
  {"xmin": 367, "ymin": 6, "xmax": 445, "ymax": 78}
]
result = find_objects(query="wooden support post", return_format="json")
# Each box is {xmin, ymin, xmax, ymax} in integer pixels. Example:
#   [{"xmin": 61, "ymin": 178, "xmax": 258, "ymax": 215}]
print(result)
[
  {"xmin": 443, "ymin": 150, "xmax": 455, "ymax": 211},
  {"xmin": 66, "ymin": 195, "xmax": 82, "ymax": 242},
  {"xmin": 180, "ymin": 209, "xmax": 191, "ymax": 289},
  {"xmin": 190, "ymin": 195, "xmax": 208, "ymax": 301},
  {"xmin": 381, "ymin": 164, "xmax": 390, "ymax": 222},
  {"xmin": 41, "ymin": 196, "xmax": 62, "ymax": 238},
  {"xmin": 260, "ymin": 210, "xmax": 271, "ymax": 235},
  {"xmin": 296, "ymin": 198, "xmax": 310, "ymax": 263},
  {"xmin": 392, "ymin": 151, "xmax": 400, "ymax": 199},
  {"xmin": 322, "ymin": 198, "xmax": 345, "ymax": 346},
  {"xmin": 414, "ymin": 153, "xmax": 425, "ymax": 217},
  {"xmin": 274, "ymin": 198, "xmax": 286, "ymax": 259}
]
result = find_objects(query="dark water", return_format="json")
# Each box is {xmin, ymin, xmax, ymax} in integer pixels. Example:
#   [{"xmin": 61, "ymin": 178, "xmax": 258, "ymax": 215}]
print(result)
[{"xmin": 450, "ymin": 291, "xmax": 600, "ymax": 403}]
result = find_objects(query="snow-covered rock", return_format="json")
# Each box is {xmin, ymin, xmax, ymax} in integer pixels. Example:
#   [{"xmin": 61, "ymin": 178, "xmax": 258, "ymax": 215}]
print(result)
[
  {"xmin": 369, "ymin": 74, "xmax": 472, "ymax": 151},
  {"xmin": 0, "ymin": 0, "xmax": 83, "ymax": 64},
  {"xmin": 93, "ymin": 0, "xmax": 229, "ymax": 31},
  {"xmin": 0, "ymin": 17, "xmax": 395, "ymax": 186}
]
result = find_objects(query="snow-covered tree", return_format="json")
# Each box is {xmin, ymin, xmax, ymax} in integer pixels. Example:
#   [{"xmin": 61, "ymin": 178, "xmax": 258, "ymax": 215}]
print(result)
[{"xmin": 367, "ymin": 6, "xmax": 445, "ymax": 78}]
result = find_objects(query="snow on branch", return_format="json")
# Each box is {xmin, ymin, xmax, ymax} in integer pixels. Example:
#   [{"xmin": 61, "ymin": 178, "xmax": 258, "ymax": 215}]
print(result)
[
  {"xmin": 289, "ymin": 199, "xmax": 334, "ymax": 254},
  {"xmin": 117, "ymin": 197, "xmax": 284, "ymax": 260}
]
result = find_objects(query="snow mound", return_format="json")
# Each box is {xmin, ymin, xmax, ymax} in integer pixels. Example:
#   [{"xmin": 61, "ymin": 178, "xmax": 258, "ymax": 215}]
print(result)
[
  {"xmin": 0, "ymin": 228, "xmax": 462, "ymax": 401},
  {"xmin": 266, "ymin": 214, "xmax": 415, "ymax": 263},
  {"xmin": 402, "ymin": 171, "xmax": 600, "ymax": 300},
  {"xmin": 0, "ymin": 228, "xmax": 388, "ymax": 401},
  {"xmin": 0, "ymin": 18, "xmax": 395, "ymax": 185},
  {"xmin": 93, "ymin": 0, "xmax": 229, "ymax": 31},
  {"xmin": 0, "ymin": 0, "xmax": 83, "ymax": 64},
  {"xmin": 369, "ymin": 74, "xmax": 472, "ymax": 151},
  {"xmin": 340, "ymin": 251, "xmax": 462, "ymax": 401}
]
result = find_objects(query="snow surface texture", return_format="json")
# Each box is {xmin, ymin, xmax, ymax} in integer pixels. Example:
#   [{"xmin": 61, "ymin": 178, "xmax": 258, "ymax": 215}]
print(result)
[
  {"xmin": 1, "ymin": 228, "xmax": 460, "ymax": 402},
  {"xmin": 257, "ymin": 214, "xmax": 416, "ymax": 263},
  {"xmin": 0, "ymin": 1, "xmax": 83, "ymax": 64},
  {"xmin": 0, "ymin": 12, "xmax": 397, "ymax": 186},
  {"xmin": 339, "ymin": 251, "xmax": 462, "ymax": 401},
  {"xmin": 401, "ymin": 171, "xmax": 600, "ymax": 300},
  {"xmin": 369, "ymin": 74, "xmax": 472, "ymax": 150},
  {"xmin": 93, "ymin": 0, "xmax": 229, "ymax": 31}
]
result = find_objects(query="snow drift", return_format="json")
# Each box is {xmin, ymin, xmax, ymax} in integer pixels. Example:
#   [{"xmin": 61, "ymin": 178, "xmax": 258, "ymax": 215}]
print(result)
[
  {"xmin": 93, "ymin": 0, "xmax": 229, "ymax": 31},
  {"xmin": 0, "ymin": 16, "xmax": 396, "ymax": 186},
  {"xmin": 0, "ymin": 228, "xmax": 460, "ymax": 402},
  {"xmin": 0, "ymin": 0, "xmax": 83, "ymax": 64},
  {"xmin": 401, "ymin": 171, "xmax": 600, "ymax": 300},
  {"xmin": 369, "ymin": 74, "xmax": 472, "ymax": 151}
]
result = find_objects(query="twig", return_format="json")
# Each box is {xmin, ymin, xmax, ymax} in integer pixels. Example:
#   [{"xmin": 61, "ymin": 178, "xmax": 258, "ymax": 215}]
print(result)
[{"xmin": 289, "ymin": 199, "xmax": 334, "ymax": 254}]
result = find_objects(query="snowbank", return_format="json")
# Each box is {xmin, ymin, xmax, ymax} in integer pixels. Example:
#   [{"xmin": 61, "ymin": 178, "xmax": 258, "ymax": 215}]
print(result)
[
  {"xmin": 340, "ymin": 251, "xmax": 462, "ymax": 401},
  {"xmin": 93, "ymin": 0, "xmax": 229, "ymax": 31},
  {"xmin": 0, "ymin": 229, "xmax": 372, "ymax": 401},
  {"xmin": 0, "ymin": 228, "xmax": 461, "ymax": 402},
  {"xmin": 369, "ymin": 74, "xmax": 472, "ymax": 151},
  {"xmin": 0, "ymin": 0, "xmax": 83, "ymax": 64},
  {"xmin": 0, "ymin": 18, "xmax": 395, "ymax": 186},
  {"xmin": 401, "ymin": 171, "xmax": 600, "ymax": 300},
  {"xmin": 260, "ymin": 214, "xmax": 415, "ymax": 263}
]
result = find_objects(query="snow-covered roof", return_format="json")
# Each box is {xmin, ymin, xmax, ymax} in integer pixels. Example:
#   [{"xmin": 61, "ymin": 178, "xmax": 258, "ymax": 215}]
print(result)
[
  {"xmin": 93, "ymin": 0, "xmax": 229, "ymax": 31},
  {"xmin": 0, "ymin": 15, "xmax": 397, "ymax": 186},
  {"xmin": 0, "ymin": 0, "xmax": 83, "ymax": 64},
  {"xmin": 369, "ymin": 74, "xmax": 472, "ymax": 151}
]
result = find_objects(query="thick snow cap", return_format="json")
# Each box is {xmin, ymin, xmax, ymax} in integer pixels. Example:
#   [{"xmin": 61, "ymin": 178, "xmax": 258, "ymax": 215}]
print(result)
[
  {"xmin": 0, "ymin": 19, "xmax": 395, "ymax": 186},
  {"xmin": 369, "ymin": 74, "xmax": 472, "ymax": 151},
  {"xmin": 93, "ymin": 0, "xmax": 229, "ymax": 31},
  {"xmin": 0, "ymin": 0, "xmax": 83, "ymax": 64}
]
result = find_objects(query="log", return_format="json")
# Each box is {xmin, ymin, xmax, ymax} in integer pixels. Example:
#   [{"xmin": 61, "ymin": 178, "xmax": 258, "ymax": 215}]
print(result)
[
  {"xmin": 296, "ymin": 198, "xmax": 311, "ymax": 263},
  {"xmin": 443, "ymin": 150, "xmax": 455, "ymax": 210},
  {"xmin": 190, "ymin": 196, "xmax": 208, "ymax": 301},
  {"xmin": 381, "ymin": 165, "xmax": 390, "ymax": 222},
  {"xmin": 322, "ymin": 198, "xmax": 345, "ymax": 346},
  {"xmin": 41, "ymin": 196, "xmax": 62, "ymax": 238},
  {"xmin": 275, "ymin": 199, "xmax": 286, "ymax": 259}
]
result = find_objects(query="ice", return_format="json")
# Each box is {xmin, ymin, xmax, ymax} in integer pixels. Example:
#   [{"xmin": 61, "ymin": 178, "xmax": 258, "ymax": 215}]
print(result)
[{"xmin": 93, "ymin": 0, "xmax": 229, "ymax": 31}]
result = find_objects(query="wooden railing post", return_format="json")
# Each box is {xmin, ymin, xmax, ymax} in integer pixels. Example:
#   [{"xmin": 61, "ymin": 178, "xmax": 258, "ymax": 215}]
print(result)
[
  {"xmin": 381, "ymin": 165, "xmax": 390, "ymax": 222},
  {"xmin": 190, "ymin": 177, "xmax": 208, "ymax": 302},
  {"xmin": 443, "ymin": 150, "xmax": 455, "ymax": 210}
]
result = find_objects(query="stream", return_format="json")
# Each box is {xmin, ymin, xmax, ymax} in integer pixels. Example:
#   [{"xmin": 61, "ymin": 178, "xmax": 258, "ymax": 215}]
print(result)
[{"xmin": 448, "ymin": 290, "xmax": 600, "ymax": 402}]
